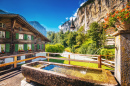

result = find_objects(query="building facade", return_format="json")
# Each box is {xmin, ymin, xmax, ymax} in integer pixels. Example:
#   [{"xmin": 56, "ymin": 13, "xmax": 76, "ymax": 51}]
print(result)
[{"xmin": 0, "ymin": 10, "xmax": 50, "ymax": 64}]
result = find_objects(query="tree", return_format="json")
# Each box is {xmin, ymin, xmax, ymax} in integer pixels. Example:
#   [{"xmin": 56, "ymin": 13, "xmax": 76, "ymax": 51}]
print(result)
[{"xmin": 87, "ymin": 22, "xmax": 101, "ymax": 48}]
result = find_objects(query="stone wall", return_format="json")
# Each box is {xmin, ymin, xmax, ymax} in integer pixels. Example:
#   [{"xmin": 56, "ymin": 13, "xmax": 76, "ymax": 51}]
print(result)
[
  {"xmin": 76, "ymin": 0, "xmax": 128, "ymax": 30},
  {"xmin": 113, "ymin": 30, "xmax": 130, "ymax": 86}
]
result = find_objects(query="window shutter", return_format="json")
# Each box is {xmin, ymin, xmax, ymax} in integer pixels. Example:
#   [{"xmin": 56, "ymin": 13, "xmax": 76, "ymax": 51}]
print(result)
[
  {"xmin": 24, "ymin": 34, "xmax": 27, "ymax": 40},
  {"xmin": 37, "ymin": 44, "xmax": 39, "ymax": 49},
  {"xmin": 15, "ymin": 44, "xmax": 18, "ymax": 52},
  {"xmin": 42, "ymin": 44, "xmax": 44, "ymax": 50},
  {"xmin": 16, "ymin": 33, "xmax": 19, "ymax": 39},
  {"xmin": 6, "ymin": 43, "xmax": 10, "ymax": 52},
  {"xmin": 6, "ymin": 31, "xmax": 10, "ymax": 38},
  {"xmin": 32, "ymin": 44, "xmax": 34, "ymax": 50},
  {"xmin": 31, "ymin": 35, "xmax": 34, "ymax": 40},
  {"xmin": 24, "ymin": 44, "xmax": 27, "ymax": 51}
]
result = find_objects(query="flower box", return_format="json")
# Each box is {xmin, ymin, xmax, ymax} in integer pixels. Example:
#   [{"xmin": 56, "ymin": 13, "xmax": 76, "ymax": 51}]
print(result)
[
  {"xmin": 115, "ymin": 20, "xmax": 130, "ymax": 30},
  {"xmin": 18, "ymin": 50, "xmax": 24, "ymax": 52}
]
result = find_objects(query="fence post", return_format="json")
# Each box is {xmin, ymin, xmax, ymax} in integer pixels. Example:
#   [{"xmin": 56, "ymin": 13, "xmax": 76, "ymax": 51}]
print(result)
[
  {"xmin": 68, "ymin": 55, "xmax": 70, "ymax": 65},
  {"xmin": 98, "ymin": 55, "xmax": 101, "ymax": 68},
  {"xmin": 14, "ymin": 56, "xmax": 17, "ymax": 68},
  {"xmin": 48, "ymin": 53, "xmax": 49, "ymax": 62}
]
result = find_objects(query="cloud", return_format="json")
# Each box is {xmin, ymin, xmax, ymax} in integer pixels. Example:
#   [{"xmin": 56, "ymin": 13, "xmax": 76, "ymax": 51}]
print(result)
[
  {"xmin": 58, "ymin": 25, "xmax": 62, "ymax": 29},
  {"xmin": 69, "ymin": 8, "xmax": 79, "ymax": 21},
  {"xmin": 80, "ymin": 1, "xmax": 85, "ymax": 6},
  {"xmin": 66, "ymin": 17, "xmax": 69, "ymax": 20}
]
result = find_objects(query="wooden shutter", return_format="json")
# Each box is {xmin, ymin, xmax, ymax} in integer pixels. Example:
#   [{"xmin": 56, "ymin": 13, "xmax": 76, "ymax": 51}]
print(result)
[
  {"xmin": 24, "ymin": 44, "xmax": 27, "ymax": 51},
  {"xmin": 24, "ymin": 34, "xmax": 27, "ymax": 40},
  {"xmin": 32, "ymin": 44, "xmax": 34, "ymax": 50},
  {"xmin": 37, "ymin": 44, "xmax": 39, "ymax": 49},
  {"xmin": 31, "ymin": 35, "xmax": 34, "ymax": 40},
  {"xmin": 42, "ymin": 44, "xmax": 44, "ymax": 50},
  {"xmin": 6, "ymin": 43, "xmax": 10, "ymax": 52},
  {"xmin": 6, "ymin": 31, "xmax": 10, "ymax": 38},
  {"xmin": 15, "ymin": 44, "xmax": 18, "ymax": 52},
  {"xmin": 16, "ymin": 33, "xmax": 19, "ymax": 39}
]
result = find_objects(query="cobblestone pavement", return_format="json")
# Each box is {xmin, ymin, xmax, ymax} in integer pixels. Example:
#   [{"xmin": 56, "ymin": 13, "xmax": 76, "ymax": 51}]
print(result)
[{"xmin": 0, "ymin": 69, "xmax": 24, "ymax": 86}]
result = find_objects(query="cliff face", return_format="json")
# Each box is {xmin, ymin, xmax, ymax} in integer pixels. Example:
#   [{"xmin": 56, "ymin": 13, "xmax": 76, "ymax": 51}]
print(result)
[
  {"xmin": 76, "ymin": 0, "xmax": 128, "ymax": 30},
  {"xmin": 29, "ymin": 21, "xmax": 47, "ymax": 37}
]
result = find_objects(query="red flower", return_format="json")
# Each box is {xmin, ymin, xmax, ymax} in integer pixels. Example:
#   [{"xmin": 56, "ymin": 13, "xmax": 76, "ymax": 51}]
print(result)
[
  {"xmin": 117, "ymin": 25, "xmax": 119, "ymax": 28},
  {"xmin": 115, "ymin": 11, "xmax": 119, "ymax": 14},
  {"xmin": 122, "ymin": 22, "xmax": 124, "ymax": 25}
]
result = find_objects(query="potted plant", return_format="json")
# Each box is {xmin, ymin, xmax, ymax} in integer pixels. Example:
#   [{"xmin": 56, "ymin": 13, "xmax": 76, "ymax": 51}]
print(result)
[
  {"xmin": 28, "ymin": 46, "xmax": 32, "ymax": 53},
  {"xmin": 103, "ymin": 2, "xmax": 130, "ymax": 30},
  {"xmin": 18, "ymin": 47, "xmax": 24, "ymax": 52},
  {"xmin": 1, "ymin": 47, "xmax": 5, "ymax": 54}
]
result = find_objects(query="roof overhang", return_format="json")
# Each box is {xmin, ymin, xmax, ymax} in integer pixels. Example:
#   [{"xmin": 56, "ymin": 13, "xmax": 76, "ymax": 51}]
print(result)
[{"xmin": 0, "ymin": 14, "xmax": 51, "ymax": 42}]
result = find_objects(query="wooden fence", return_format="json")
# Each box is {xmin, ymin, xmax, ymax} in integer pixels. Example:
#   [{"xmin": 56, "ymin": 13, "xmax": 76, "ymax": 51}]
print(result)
[{"xmin": 0, "ymin": 52, "xmax": 114, "ymax": 69}]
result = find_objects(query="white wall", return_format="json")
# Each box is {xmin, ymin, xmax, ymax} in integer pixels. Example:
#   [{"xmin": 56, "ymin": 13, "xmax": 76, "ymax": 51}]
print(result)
[
  {"xmin": 32, "ymin": 53, "xmax": 46, "ymax": 62},
  {"xmin": 5, "ymin": 58, "xmax": 13, "ymax": 63}
]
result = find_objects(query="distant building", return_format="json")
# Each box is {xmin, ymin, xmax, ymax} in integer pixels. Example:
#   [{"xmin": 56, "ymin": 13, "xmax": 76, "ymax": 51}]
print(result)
[{"xmin": 60, "ymin": 19, "xmax": 78, "ymax": 33}]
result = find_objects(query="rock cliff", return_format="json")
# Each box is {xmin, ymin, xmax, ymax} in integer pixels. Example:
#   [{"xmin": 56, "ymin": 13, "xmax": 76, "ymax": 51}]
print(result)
[{"xmin": 76, "ymin": 0, "xmax": 128, "ymax": 31}]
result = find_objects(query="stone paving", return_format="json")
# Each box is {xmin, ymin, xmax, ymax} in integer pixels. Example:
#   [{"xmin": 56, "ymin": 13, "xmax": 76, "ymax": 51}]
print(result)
[{"xmin": 0, "ymin": 69, "xmax": 24, "ymax": 86}]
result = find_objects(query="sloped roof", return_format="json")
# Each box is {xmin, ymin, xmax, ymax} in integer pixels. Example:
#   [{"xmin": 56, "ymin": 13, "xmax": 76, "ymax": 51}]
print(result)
[{"xmin": 0, "ymin": 9, "xmax": 50, "ymax": 42}]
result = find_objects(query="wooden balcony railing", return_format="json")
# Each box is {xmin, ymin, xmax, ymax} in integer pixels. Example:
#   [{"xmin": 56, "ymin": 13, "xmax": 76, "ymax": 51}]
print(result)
[{"xmin": 0, "ymin": 52, "xmax": 114, "ymax": 69}]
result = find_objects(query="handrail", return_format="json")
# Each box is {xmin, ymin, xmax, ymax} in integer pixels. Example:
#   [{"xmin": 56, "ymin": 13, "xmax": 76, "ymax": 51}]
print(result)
[
  {"xmin": 41, "ymin": 52, "xmax": 100, "ymax": 57},
  {"xmin": 0, "ymin": 52, "xmax": 114, "ymax": 69}
]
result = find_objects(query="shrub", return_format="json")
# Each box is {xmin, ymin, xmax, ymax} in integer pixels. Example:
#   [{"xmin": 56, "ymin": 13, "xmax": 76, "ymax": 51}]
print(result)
[
  {"xmin": 45, "ymin": 43, "xmax": 64, "ymax": 53},
  {"xmin": 65, "ymin": 47, "xmax": 71, "ymax": 52},
  {"xmin": 100, "ymin": 48, "xmax": 115, "ymax": 60},
  {"xmin": 78, "ymin": 39, "xmax": 97, "ymax": 54},
  {"xmin": 71, "ymin": 46, "xmax": 75, "ymax": 53}
]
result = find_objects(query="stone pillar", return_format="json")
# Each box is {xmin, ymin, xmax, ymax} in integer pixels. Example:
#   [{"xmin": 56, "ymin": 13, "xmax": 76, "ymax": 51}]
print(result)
[{"xmin": 113, "ymin": 30, "xmax": 130, "ymax": 86}]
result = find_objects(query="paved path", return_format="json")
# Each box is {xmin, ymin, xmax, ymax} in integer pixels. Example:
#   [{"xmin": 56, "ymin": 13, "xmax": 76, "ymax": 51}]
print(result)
[
  {"xmin": 0, "ymin": 68, "xmax": 24, "ymax": 86},
  {"xmin": 61, "ymin": 51, "xmax": 95, "ymax": 61}
]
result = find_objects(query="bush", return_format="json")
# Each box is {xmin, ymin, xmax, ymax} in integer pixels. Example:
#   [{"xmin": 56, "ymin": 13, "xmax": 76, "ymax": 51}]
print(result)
[
  {"xmin": 45, "ymin": 43, "xmax": 64, "ymax": 53},
  {"xmin": 100, "ymin": 48, "xmax": 115, "ymax": 60},
  {"xmin": 65, "ymin": 47, "xmax": 71, "ymax": 52},
  {"xmin": 71, "ymin": 46, "xmax": 75, "ymax": 53},
  {"xmin": 78, "ymin": 39, "xmax": 97, "ymax": 54},
  {"xmin": 78, "ymin": 44, "xmax": 88, "ymax": 54}
]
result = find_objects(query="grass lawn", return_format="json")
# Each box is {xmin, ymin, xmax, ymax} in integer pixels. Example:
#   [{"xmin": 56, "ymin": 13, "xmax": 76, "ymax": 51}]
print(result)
[{"xmin": 45, "ymin": 55, "xmax": 114, "ymax": 70}]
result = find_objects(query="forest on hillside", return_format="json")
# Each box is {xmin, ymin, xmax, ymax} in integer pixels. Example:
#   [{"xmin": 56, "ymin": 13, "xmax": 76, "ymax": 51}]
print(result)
[{"xmin": 46, "ymin": 22, "xmax": 115, "ymax": 60}]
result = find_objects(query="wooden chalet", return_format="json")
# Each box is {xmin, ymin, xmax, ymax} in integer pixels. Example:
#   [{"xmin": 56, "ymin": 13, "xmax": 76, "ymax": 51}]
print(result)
[{"xmin": 0, "ymin": 10, "xmax": 50, "ymax": 59}]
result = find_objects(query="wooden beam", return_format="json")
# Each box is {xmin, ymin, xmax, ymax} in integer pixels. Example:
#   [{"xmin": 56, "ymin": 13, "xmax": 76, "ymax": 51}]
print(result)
[
  {"xmin": 13, "ymin": 19, "xmax": 16, "ymax": 28},
  {"xmin": 45, "ymin": 56, "xmax": 98, "ymax": 64},
  {"xmin": 98, "ymin": 55, "xmax": 101, "ymax": 68},
  {"xmin": 14, "ymin": 56, "xmax": 17, "ymax": 68},
  {"xmin": 47, "ymin": 53, "xmax": 49, "ymax": 62},
  {"xmin": 0, "ymin": 56, "xmax": 40, "ymax": 67},
  {"xmin": 68, "ymin": 55, "xmax": 70, "ymax": 64}
]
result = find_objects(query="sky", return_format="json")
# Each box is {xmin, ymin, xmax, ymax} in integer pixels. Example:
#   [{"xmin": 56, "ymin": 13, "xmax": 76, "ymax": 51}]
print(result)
[{"xmin": 0, "ymin": 0, "xmax": 86, "ymax": 32}]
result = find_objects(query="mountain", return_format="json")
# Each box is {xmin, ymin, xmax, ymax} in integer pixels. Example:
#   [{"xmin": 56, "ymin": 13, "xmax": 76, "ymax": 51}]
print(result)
[
  {"xmin": 29, "ymin": 21, "xmax": 47, "ymax": 37},
  {"xmin": 75, "ymin": 0, "xmax": 128, "ymax": 31}
]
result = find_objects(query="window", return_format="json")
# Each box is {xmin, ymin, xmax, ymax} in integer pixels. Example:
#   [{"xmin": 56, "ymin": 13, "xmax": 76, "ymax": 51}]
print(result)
[
  {"xmin": 17, "ymin": 56, "xmax": 21, "ymax": 60},
  {"xmin": 18, "ymin": 44, "xmax": 23, "ymax": 51},
  {"xmin": 19, "ymin": 34, "xmax": 23, "ymax": 39},
  {"xmin": 0, "ymin": 23, "xmax": 5, "ymax": 28},
  {"xmin": 27, "ymin": 44, "xmax": 31, "ymax": 50},
  {"xmin": 0, "ymin": 44, "xmax": 5, "ymax": 53},
  {"xmin": 27, "ymin": 35, "xmax": 31, "ymax": 40},
  {"xmin": 0, "ymin": 31, "xmax": 5, "ymax": 38},
  {"xmin": 0, "ymin": 23, "xmax": 3, "ymax": 28}
]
